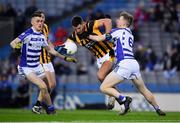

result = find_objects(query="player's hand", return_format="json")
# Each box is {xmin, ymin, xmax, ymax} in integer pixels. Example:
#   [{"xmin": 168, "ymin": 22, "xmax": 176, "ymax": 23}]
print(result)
[
  {"xmin": 105, "ymin": 33, "xmax": 112, "ymax": 41},
  {"xmin": 13, "ymin": 42, "xmax": 22, "ymax": 55},
  {"xmin": 54, "ymin": 45, "xmax": 67, "ymax": 55},
  {"xmin": 15, "ymin": 42, "xmax": 22, "ymax": 49},
  {"xmin": 105, "ymin": 33, "xmax": 117, "ymax": 43},
  {"xmin": 64, "ymin": 56, "xmax": 77, "ymax": 63}
]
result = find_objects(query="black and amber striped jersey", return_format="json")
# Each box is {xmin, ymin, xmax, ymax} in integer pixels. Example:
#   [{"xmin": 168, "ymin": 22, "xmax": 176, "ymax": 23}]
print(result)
[
  {"xmin": 40, "ymin": 23, "xmax": 51, "ymax": 64},
  {"xmin": 68, "ymin": 20, "xmax": 114, "ymax": 59}
]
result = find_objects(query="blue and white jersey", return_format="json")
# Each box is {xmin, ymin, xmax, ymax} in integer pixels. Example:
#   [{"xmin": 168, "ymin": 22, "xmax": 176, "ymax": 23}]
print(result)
[
  {"xmin": 110, "ymin": 28, "xmax": 134, "ymax": 63},
  {"xmin": 18, "ymin": 27, "xmax": 48, "ymax": 68}
]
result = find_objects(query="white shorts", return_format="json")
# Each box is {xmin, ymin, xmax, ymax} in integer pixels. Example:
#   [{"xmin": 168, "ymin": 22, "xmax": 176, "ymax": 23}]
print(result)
[
  {"xmin": 113, "ymin": 59, "xmax": 141, "ymax": 80},
  {"xmin": 96, "ymin": 52, "xmax": 114, "ymax": 69},
  {"xmin": 17, "ymin": 64, "xmax": 45, "ymax": 78},
  {"xmin": 42, "ymin": 62, "xmax": 55, "ymax": 73}
]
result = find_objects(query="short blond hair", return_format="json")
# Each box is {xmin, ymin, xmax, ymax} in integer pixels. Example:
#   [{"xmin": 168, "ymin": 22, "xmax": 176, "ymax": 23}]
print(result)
[{"xmin": 120, "ymin": 11, "xmax": 134, "ymax": 27}]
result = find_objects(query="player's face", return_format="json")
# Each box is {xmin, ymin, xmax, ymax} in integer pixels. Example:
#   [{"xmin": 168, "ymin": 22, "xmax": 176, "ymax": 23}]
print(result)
[
  {"xmin": 116, "ymin": 16, "xmax": 126, "ymax": 28},
  {"xmin": 73, "ymin": 24, "xmax": 84, "ymax": 34},
  {"xmin": 31, "ymin": 17, "xmax": 44, "ymax": 32}
]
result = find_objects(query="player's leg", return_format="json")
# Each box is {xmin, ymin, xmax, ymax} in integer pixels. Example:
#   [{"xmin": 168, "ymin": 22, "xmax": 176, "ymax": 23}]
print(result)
[
  {"xmin": 34, "ymin": 63, "xmax": 56, "ymax": 114},
  {"xmin": 33, "ymin": 77, "xmax": 48, "ymax": 114},
  {"xmin": 42, "ymin": 63, "xmax": 56, "ymax": 93},
  {"xmin": 32, "ymin": 91, "xmax": 43, "ymax": 114},
  {"xmin": 97, "ymin": 60, "xmax": 113, "ymax": 82},
  {"xmin": 42, "ymin": 71, "xmax": 56, "ymax": 114},
  {"xmin": 45, "ymin": 71, "xmax": 56, "ymax": 92},
  {"xmin": 132, "ymin": 77, "xmax": 166, "ymax": 116},
  {"xmin": 27, "ymin": 73, "xmax": 55, "ymax": 114},
  {"xmin": 26, "ymin": 73, "xmax": 52, "ymax": 105},
  {"xmin": 100, "ymin": 71, "xmax": 132, "ymax": 115},
  {"xmin": 97, "ymin": 60, "xmax": 116, "ymax": 109}
]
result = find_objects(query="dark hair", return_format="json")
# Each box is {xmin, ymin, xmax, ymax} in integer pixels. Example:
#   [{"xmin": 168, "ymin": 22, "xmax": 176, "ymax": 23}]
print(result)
[
  {"xmin": 31, "ymin": 10, "xmax": 44, "ymax": 18},
  {"xmin": 120, "ymin": 11, "xmax": 134, "ymax": 27},
  {"xmin": 71, "ymin": 15, "xmax": 83, "ymax": 27},
  {"xmin": 34, "ymin": 10, "xmax": 45, "ymax": 15},
  {"xmin": 31, "ymin": 12, "xmax": 42, "ymax": 18},
  {"xmin": 105, "ymin": 14, "xmax": 111, "ymax": 19}
]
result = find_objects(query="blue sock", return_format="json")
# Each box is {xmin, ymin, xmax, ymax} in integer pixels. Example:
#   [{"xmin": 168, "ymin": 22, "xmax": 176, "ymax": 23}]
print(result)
[
  {"xmin": 47, "ymin": 105, "xmax": 55, "ymax": 111},
  {"xmin": 118, "ymin": 95, "xmax": 126, "ymax": 102}
]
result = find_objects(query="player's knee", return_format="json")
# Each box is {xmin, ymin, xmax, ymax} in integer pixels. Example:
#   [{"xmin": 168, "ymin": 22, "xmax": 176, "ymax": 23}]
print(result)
[
  {"xmin": 100, "ymin": 84, "xmax": 106, "ymax": 93},
  {"xmin": 97, "ymin": 72, "xmax": 105, "ymax": 82},
  {"xmin": 50, "ymin": 82, "xmax": 56, "ymax": 90},
  {"xmin": 39, "ymin": 84, "xmax": 48, "ymax": 93}
]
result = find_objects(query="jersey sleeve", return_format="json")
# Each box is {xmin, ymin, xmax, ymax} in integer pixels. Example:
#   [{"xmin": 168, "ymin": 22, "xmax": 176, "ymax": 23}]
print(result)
[
  {"xmin": 92, "ymin": 20, "xmax": 99, "ymax": 30},
  {"xmin": 18, "ymin": 28, "xmax": 31, "ymax": 42},
  {"xmin": 86, "ymin": 21, "xmax": 94, "ymax": 31}
]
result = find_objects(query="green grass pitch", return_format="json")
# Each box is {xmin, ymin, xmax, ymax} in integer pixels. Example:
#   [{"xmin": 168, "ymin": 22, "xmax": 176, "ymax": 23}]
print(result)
[{"xmin": 0, "ymin": 109, "xmax": 179, "ymax": 122}]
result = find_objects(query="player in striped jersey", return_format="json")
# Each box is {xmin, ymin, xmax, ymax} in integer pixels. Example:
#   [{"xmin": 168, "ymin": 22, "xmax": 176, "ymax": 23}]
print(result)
[
  {"xmin": 10, "ymin": 12, "xmax": 76, "ymax": 114},
  {"xmin": 31, "ymin": 10, "xmax": 57, "ymax": 114},
  {"xmin": 67, "ymin": 15, "xmax": 116, "ymax": 109},
  {"xmin": 89, "ymin": 11, "xmax": 166, "ymax": 116}
]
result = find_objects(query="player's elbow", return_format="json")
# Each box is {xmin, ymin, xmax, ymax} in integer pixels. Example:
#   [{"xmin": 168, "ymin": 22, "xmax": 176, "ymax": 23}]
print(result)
[
  {"xmin": 10, "ymin": 42, "xmax": 13, "ymax": 48},
  {"xmin": 10, "ymin": 41, "xmax": 15, "ymax": 48}
]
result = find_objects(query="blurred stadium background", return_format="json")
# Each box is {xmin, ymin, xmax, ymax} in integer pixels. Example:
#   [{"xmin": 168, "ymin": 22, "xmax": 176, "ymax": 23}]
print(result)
[{"xmin": 0, "ymin": 0, "xmax": 180, "ymax": 115}]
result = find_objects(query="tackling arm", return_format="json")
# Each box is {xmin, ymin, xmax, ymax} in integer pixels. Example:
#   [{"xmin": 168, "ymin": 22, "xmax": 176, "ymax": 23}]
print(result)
[
  {"xmin": 47, "ymin": 40, "xmax": 54, "ymax": 49},
  {"xmin": 95, "ymin": 18, "xmax": 112, "ymax": 33},
  {"xmin": 89, "ymin": 33, "xmax": 112, "ymax": 42},
  {"xmin": 45, "ymin": 45, "xmax": 77, "ymax": 63},
  {"xmin": 89, "ymin": 34, "xmax": 106, "ymax": 42},
  {"xmin": 45, "ymin": 45, "xmax": 65, "ymax": 59}
]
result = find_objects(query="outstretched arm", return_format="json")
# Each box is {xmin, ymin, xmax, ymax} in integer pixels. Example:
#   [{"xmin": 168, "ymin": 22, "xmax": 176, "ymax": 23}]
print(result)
[
  {"xmin": 45, "ymin": 45, "xmax": 77, "ymax": 63},
  {"xmin": 45, "ymin": 45, "xmax": 65, "ymax": 58},
  {"xmin": 89, "ymin": 34, "xmax": 106, "ymax": 42},
  {"xmin": 89, "ymin": 33, "xmax": 112, "ymax": 42},
  {"xmin": 10, "ymin": 38, "xmax": 21, "ymax": 49},
  {"xmin": 47, "ymin": 40, "xmax": 54, "ymax": 49}
]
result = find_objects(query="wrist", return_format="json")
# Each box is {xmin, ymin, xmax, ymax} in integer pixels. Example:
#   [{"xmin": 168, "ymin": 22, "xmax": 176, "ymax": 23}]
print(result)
[{"xmin": 105, "ymin": 33, "xmax": 112, "ymax": 41}]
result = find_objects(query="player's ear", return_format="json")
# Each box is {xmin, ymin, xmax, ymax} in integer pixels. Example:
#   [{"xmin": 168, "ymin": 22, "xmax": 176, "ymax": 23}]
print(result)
[{"xmin": 31, "ymin": 18, "xmax": 33, "ymax": 25}]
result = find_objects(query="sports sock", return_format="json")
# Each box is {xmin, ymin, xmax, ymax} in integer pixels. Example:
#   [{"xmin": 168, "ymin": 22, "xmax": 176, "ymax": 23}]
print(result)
[
  {"xmin": 46, "ymin": 105, "xmax": 55, "ymax": 112},
  {"xmin": 35, "ymin": 100, "xmax": 42, "ymax": 106},
  {"xmin": 153, "ymin": 105, "xmax": 160, "ymax": 111},
  {"xmin": 119, "ymin": 95, "xmax": 126, "ymax": 102},
  {"xmin": 41, "ymin": 102, "xmax": 48, "ymax": 109}
]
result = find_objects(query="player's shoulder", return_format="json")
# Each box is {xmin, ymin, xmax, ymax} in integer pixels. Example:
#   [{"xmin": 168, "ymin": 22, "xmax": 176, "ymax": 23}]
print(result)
[
  {"xmin": 18, "ymin": 28, "xmax": 33, "ymax": 40},
  {"xmin": 68, "ymin": 31, "xmax": 76, "ymax": 40},
  {"xmin": 43, "ymin": 23, "xmax": 49, "ymax": 31},
  {"xmin": 110, "ymin": 28, "xmax": 123, "ymax": 34},
  {"xmin": 44, "ymin": 23, "xmax": 48, "ymax": 28},
  {"xmin": 110, "ymin": 28, "xmax": 132, "ymax": 34},
  {"xmin": 23, "ymin": 28, "xmax": 34, "ymax": 35}
]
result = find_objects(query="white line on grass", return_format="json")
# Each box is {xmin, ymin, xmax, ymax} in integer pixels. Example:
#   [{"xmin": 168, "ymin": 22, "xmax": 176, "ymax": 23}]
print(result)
[{"xmin": 2, "ymin": 121, "xmax": 180, "ymax": 123}]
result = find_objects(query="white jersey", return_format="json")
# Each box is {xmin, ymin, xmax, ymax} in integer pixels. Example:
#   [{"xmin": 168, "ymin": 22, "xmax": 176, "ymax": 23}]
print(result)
[
  {"xmin": 18, "ymin": 27, "xmax": 48, "ymax": 68},
  {"xmin": 110, "ymin": 28, "xmax": 134, "ymax": 63},
  {"xmin": 110, "ymin": 28, "xmax": 141, "ymax": 79}
]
